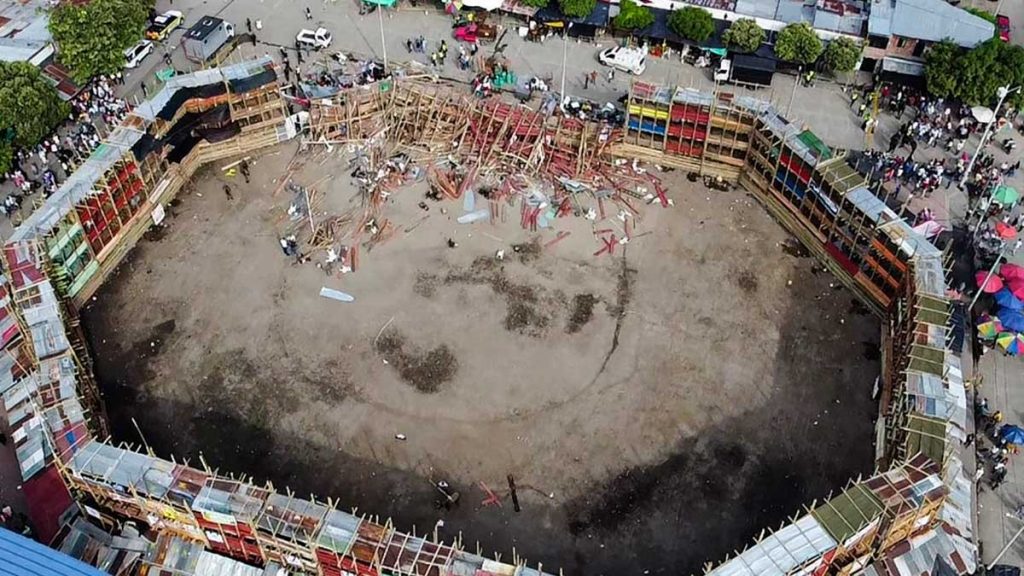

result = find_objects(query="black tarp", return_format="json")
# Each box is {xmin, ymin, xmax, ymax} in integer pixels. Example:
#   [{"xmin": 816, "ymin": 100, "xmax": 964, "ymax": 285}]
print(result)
[
  {"xmin": 131, "ymin": 133, "xmax": 164, "ymax": 163},
  {"xmin": 157, "ymin": 82, "xmax": 226, "ymax": 121},
  {"xmin": 733, "ymin": 54, "xmax": 776, "ymax": 72},
  {"xmin": 166, "ymin": 135, "xmax": 200, "ymax": 164},
  {"xmin": 196, "ymin": 124, "xmax": 241, "ymax": 143}
]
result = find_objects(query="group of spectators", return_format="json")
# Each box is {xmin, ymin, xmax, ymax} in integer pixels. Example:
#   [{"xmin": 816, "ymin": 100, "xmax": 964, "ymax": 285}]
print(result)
[{"xmin": 1, "ymin": 74, "xmax": 130, "ymax": 216}]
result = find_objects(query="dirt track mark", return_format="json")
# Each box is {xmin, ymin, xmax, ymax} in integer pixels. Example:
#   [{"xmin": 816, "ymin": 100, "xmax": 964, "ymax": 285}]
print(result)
[
  {"xmin": 590, "ymin": 251, "xmax": 635, "ymax": 385},
  {"xmin": 375, "ymin": 330, "xmax": 459, "ymax": 393}
]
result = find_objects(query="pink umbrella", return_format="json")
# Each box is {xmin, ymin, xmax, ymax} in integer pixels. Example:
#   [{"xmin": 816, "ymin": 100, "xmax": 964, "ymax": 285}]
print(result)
[
  {"xmin": 978, "ymin": 271, "xmax": 1005, "ymax": 293},
  {"xmin": 1001, "ymin": 263, "xmax": 1024, "ymax": 281},
  {"xmin": 1008, "ymin": 277, "xmax": 1024, "ymax": 299}
]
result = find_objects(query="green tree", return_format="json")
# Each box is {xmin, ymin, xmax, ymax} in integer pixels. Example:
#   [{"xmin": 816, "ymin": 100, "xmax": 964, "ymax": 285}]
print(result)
[
  {"xmin": 0, "ymin": 62, "xmax": 69, "ymax": 173},
  {"xmin": 49, "ymin": 0, "xmax": 152, "ymax": 83},
  {"xmin": 924, "ymin": 40, "xmax": 960, "ymax": 98},
  {"xmin": 518, "ymin": 0, "xmax": 550, "ymax": 8},
  {"xmin": 822, "ymin": 37, "xmax": 861, "ymax": 73},
  {"xmin": 559, "ymin": 0, "xmax": 595, "ymax": 18},
  {"xmin": 953, "ymin": 40, "xmax": 1024, "ymax": 107},
  {"xmin": 668, "ymin": 7, "xmax": 714, "ymax": 43},
  {"xmin": 774, "ymin": 22, "xmax": 823, "ymax": 65},
  {"xmin": 964, "ymin": 6, "xmax": 997, "ymax": 25},
  {"xmin": 0, "ymin": 142, "xmax": 12, "ymax": 176},
  {"xmin": 613, "ymin": 0, "xmax": 654, "ymax": 30},
  {"xmin": 721, "ymin": 18, "xmax": 764, "ymax": 53}
]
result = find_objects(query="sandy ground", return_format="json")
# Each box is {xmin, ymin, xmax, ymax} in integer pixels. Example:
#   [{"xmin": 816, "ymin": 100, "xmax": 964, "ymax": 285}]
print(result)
[{"xmin": 82, "ymin": 141, "xmax": 880, "ymax": 575}]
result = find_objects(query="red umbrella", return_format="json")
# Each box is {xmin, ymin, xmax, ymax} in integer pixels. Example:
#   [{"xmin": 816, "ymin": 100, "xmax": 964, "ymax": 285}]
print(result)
[
  {"xmin": 996, "ymin": 222, "xmax": 1018, "ymax": 239},
  {"xmin": 1001, "ymin": 263, "xmax": 1024, "ymax": 281},
  {"xmin": 978, "ymin": 271, "xmax": 1005, "ymax": 293}
]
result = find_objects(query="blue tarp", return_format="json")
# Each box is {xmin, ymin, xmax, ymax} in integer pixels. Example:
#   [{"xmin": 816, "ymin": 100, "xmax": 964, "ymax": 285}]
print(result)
[
  {"xmin": 995, "ymin": 288, "xmax": 1024, "ymax": 311},
  {"xmin": 0, "ymin": 527, "xmax": 108, "ymax": 576}
]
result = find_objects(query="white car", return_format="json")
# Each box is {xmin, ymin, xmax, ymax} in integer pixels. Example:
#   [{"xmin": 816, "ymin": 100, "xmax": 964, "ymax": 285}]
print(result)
[
  {"xmin": 296, "ymin": 28, "xmax": 332, "ymax": 49},
  {"xmin": 124, "ymin": 40, "xmax": 154, "ymax": 69},
  {"xmin": 598, "ymin": 46, "xmax": 646, "ymax": 75},
  {"xmin": 714, "ymin": 59, "xmax": 731, "ymax": 82}
]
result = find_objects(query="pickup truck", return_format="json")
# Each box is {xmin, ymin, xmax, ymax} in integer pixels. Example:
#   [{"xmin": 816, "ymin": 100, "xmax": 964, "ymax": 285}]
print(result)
[{"xmin": 296, "ymin": 28, "xmax": 333, "ymax": 49}]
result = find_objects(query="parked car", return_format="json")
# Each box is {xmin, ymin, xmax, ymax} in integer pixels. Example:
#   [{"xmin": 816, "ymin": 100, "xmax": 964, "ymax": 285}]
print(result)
[
  {"xmin": 124, "ymin": 40, "xmax": 154, "ymax": 69},
  {"xmin": 296, "ymin": 27, "xmax": 333, "ymax": 49},
  {"xmin": 998, "ymin": 14, "xmax": 1011, "ymax": 42},
  {"xmin": 714, "ymin": 59, "xmax": 731, "ymax": 82},
  {"xmin": 146, "ymin": 10, "xmax": 183, "ymax": 41},
  {"xmin": 597, "ymin": 46, "xmax": 646, "ymax": 75}
]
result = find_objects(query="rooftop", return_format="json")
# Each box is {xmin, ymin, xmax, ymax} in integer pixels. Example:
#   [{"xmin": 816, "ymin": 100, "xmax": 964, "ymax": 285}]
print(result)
[
  {"xmin": 0, "ymin": 0, "xmax": 53, "ymax": 63},
  {"xmin": 868, "ymin": 0, "xmax": 994, "ymax": 46}
]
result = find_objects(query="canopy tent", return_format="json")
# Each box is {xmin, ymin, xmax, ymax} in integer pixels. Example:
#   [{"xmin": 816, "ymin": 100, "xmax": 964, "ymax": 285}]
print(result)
[
  {"xmin": 993, "ymin": 184, "xmax": 1019, "ymax": 206},
  {"xmin": 462, "ymin": 0, "xmax": 504, "ymax": 10},
  {"xmin": 364, "ymin": 0, "xmax": 398, "ymax": 6}
]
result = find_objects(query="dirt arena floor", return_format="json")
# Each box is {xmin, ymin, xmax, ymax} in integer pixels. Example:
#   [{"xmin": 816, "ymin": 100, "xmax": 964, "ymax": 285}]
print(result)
[{"xmin": 82, "ymin": 141, "xmax": 880, "ymax": 575}]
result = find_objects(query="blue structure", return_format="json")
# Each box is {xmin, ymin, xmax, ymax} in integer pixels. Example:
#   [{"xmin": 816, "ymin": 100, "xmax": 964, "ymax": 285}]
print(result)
[{"xmin": 0, "ymin": 527, "xmax": 106, "ymax": 576}]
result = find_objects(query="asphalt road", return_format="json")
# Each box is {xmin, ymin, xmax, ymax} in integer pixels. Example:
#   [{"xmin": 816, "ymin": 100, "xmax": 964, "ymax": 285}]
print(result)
[{"xmin": 129, "ymin": 0, "xmax": 870, "ymax": 148}]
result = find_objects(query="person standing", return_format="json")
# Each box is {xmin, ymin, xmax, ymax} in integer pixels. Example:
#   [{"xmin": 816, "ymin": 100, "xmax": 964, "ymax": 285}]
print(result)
[
  {"xmin": 246, "ymin": 18, "xmax": 253, "ymax": 33},
  {"xmin": 583, "ymin": 73, "xmax": 589, "ymax": 89},
  {"xmin": 240, "ymin": 159, "xmax": 251, "ymax": 184},
  {"xmin": 305, "ymin": 6, "xmax": 313, "ymax": 20},
  {"xmin": 223, "ymin": 184, "xmax": 234, "ymax": 200}
]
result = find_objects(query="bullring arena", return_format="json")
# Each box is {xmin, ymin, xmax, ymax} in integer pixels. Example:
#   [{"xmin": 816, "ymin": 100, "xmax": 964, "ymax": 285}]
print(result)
[{"xmin": 0, "ymin": 57, "xmax": 973, "ymax": 576}]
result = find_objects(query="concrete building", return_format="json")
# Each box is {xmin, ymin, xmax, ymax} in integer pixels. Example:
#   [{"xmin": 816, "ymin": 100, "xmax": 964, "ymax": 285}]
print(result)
[{"xmin": 865, "ymin": 0, "xmax": 992, "ymax": 76}]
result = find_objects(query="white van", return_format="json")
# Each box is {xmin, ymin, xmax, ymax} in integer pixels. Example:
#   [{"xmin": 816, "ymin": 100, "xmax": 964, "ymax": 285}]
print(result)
[{"xmin": 598, "ymin": 46, "xmax": 646, "ymax": 75}]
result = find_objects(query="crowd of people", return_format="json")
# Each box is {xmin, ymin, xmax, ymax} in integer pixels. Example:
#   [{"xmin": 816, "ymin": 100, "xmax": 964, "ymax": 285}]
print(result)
[{"xmin": 1, "ymin": 74, "xmax": 130, "ymax": 216}]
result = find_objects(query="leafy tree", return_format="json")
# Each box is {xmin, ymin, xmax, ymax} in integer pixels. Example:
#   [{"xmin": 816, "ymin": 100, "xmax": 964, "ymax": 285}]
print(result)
[
  {"xmin": 613, "ymin": 0, "xmax": 654, "ymax": 30},
  {"xmin": 822, "ymin": 37, "xmax": 861, "ymax": 73},
  {"xmin": 668, "ymin": 7, "xmax": 714, "ymax": 43},
  {"xmin": 964, "ymin": 6, "xmax": 997, "ymax": 25},
  {"xmin": 954, "ymin": 39, "xmax": 1024, "ymax": 108},
  {"xmin": 0, "ymin": 141, "xmax": 11, "ymax": 176},
  {"xmin": 774, "ymin": 22, "xmax": 823, "ymax": 65},
  {"xmin": 721, "ymin": 18, "xmax": 764, "ymax": 53},
  {"xmin": 559, "ymin": 0, "xmax": 595, "ymax": 18},
  {"xmin": 49, "ymin": 0, "xmax": 152, "ymax": 83},
  {"xmin": 0, "ymin": 62, "xmax": 69, "ymax": 172},
  {"xmin": 924, "ymin": 40, "xmax": 961, "ymax": 98},
  {"xmin": 518, "ymin": 0, "xmax": 550, "ymax": 8}
]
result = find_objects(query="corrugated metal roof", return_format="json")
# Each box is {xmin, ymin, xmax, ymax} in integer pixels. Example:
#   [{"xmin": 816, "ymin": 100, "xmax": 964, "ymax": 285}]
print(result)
[
  {"xmin": 861, "ymin": 526, "xmax": 975, "ymax": 576},
  {"xmin": 890, "ymin": 0, "xmax": 994, "ymax": 47},
  {"xmin": 707, "ymin": 515, "xmax": 836, "ymax": 576},
  {"xmin": 0, "ymin": 526, "xmax": 108, "ymax": 576},
  {"xmin": 868, "ymin": 0, "xmax": 894, "ymax": 36}
]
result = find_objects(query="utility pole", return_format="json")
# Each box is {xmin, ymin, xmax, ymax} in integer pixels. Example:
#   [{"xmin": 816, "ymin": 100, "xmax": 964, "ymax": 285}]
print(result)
[
  {"xmin": 378, "ymin": 6, "xmax": 388, "ymax": 69},
  {"xmin": 970, "ymin": 244, "xmax": 1008, "ymax": 312},
  {"xmin": 559, "ymin": 26, "xmax": 569, "ymax": 99},
  {"xmin": 787, "ymin": 65, "xmax": 801, "ymax": 117},
  {"xmin": 989, "ymin": 511, "xmax": 1024, "ymax": 568},
  {"xmin": 962, "ymin": 85, "xmax": 1018, "ymax": 188}
]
